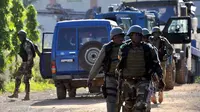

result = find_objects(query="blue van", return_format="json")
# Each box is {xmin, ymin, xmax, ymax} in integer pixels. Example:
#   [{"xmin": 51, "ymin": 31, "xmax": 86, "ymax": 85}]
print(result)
[{"xmin": 40, "ymin": 19, "xmax": 118, "ymax": 99}]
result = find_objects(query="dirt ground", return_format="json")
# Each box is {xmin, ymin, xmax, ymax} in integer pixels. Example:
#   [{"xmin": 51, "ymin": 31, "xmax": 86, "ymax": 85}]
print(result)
[{"xmin": 0, "ymin": 84, "xmax": 200, "ymax": 112}]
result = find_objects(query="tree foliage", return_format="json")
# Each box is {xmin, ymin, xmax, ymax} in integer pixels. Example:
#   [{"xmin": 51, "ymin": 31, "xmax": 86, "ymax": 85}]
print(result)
[
  {"xmin": 0, "ymin": 0, "xmax": 13, "ymax": 91},
  {"xmin": 26, "ymin": 5, "xmax": 40, "ymax": 42},
  {"xmin": 0, "ymin": 0, "xmax": 13, "ymax": 72},
  {"xmin": 10, "ymin": 0, "xmax": 25, "ymax": 53}
]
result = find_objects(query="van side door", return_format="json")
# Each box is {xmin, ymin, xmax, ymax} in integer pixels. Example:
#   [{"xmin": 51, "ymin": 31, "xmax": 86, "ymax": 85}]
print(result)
[{"xmin": 40, "ymin": 32, "xmax": 53, "ymax": 79}]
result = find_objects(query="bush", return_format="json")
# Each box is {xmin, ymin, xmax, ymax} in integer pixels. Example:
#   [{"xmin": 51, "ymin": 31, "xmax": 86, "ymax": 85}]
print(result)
[{"xmin": 195, "ymin": 76, "xmax": 200, "ymax": 84}]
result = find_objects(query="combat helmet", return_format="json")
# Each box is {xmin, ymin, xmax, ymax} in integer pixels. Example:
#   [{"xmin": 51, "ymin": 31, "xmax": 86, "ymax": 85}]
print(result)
[
  {"xmin": 152, "ymin": 26, "xmax": 162, "ymax": 34},
  {"xmin": 110, "ymin": 27, "xmax": 125, "ymax": 39},
  {"xmin": 17, "ymin": 30, "xmax": 27, "ymax": 37},
  {"xmin": 126, "ymin": 25, "xmax": 142, "ymax": 36},
  {"xmin": 142, "ymin": 28, "xmax": 151, "ymax": 36}
]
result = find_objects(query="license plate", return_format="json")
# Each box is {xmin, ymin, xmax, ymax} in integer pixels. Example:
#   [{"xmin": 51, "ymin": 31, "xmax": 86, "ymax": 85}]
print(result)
[{"xmin": 61, "ymin": 59, "xmax": 74, "ymax": 63}]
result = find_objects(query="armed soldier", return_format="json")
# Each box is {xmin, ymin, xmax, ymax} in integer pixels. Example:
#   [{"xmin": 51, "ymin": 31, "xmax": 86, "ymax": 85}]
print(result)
[
  {"xmin": 8, "ymin": 30, "xmax": 41, "ymax": 100},
  {"xmin": 87, "ymin": 27, "xmax": 125, "ymax": 112},
  {"xmin": 149, "ymin": 26, "xmax": 173, "ymax": 104},
  {"xmin": 142, "ymin": 28, "xmax": 151, "ymax": 43},
  {"xmin": 116, "ymin": 25, "xmax": 165, "ymax": 112}
]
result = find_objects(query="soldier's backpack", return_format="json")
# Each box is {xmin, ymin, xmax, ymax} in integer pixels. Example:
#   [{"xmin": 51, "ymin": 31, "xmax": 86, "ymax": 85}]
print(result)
[{"xmin": 28, "ymin": 39, "xmax": 36, "ymax": 58}]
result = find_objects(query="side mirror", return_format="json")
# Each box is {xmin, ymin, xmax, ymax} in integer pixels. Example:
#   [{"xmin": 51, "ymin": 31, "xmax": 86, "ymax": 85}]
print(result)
[{"xmin": 162, "ymin": 16, "xmax": 191, "ymax": 44}]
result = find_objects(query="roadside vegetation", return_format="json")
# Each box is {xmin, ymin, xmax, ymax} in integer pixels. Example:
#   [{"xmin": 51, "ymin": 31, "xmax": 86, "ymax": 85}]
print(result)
[
  {"xmin": 195, "ymin": 76, "xmax": 200, "ymax": 83},
  {"xmin": 0, "ymin": 0, "xmax": 54, "ymax": 93}
]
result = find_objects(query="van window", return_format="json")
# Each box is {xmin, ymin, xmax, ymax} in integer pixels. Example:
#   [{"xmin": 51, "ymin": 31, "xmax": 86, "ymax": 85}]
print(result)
[
  {"xmin": 57, "ymin": 28, "xmax": 76, "ymax": 50},
  {"xmin": 78, "ymin": 26, "xmax": 108, "ymax": 47}
]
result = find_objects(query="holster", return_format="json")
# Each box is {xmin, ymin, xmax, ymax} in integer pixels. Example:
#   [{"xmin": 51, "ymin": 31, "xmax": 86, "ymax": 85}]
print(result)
[{"xmin": 101, "ymin": 81, "xmax": 107, "ymax": 98}]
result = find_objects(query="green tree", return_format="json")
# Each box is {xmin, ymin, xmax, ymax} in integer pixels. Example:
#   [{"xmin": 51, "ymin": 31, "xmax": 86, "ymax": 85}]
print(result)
[
  {"xmin": 26, "ymin": 5, "xmax": 40, "ymax": 42},
  {"xmin": 10, "ymin": 0, "xmax": 26, "ymax": 74},
  {"xmin": 0, "ymin": 0, "xmax": 13, "ymax": 90}
]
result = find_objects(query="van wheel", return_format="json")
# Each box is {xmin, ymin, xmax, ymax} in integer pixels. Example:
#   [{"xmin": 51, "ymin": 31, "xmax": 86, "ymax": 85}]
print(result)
[
  {"xmin": 79, "ymin": 41, "xmax": 103, "ymax": 71},
  {"xmin": 165, "ymin": 60, "xmax": 176, "ymax": 90},
  {"xmin": 56, "ymin": 83, "xmax": 66, "ymax": 100},
  {"xmin": 68, "ymin": 88, "xmax": 76, "ymax": 97},
  {"xmin": 176, "ymin": 58, "xmax": 188, "ymax": 84}
]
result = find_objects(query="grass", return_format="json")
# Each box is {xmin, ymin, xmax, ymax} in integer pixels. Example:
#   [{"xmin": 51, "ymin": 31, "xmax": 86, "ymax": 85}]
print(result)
[
  {"xmin": 195, "ymin": 76, "xmax": 200, "ymax": 84},
  {"xmin": 1, "ymin": 79, "xmax": 55, "ymax": 94}
]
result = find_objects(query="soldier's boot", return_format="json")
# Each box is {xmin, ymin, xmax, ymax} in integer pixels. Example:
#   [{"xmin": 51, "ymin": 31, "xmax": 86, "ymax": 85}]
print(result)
[
  {"xmin": 151, "ymin": 95, "xmax": 157, "ymax": 104},
  {"xmin": 8, "ymin": 90, "xmax": 18, "ymax": 98},
  {"xmin": 158, "ymin": 91, "xmax": 163, "ymax": 103},
  {"xmin": 8, "ymin": 79, "xmax": 21, "ymax": 98},
  {"xmin": 22, "ymin": 93, "xmax": 30, "ymax": 101},
  {"xmin": 22, "ymin": 83, "xmax": 30, "ymax": 101}
]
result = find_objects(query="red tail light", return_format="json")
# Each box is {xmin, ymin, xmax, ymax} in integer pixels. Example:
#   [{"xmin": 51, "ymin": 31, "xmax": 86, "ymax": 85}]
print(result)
[{"xmin": 51, "ymin": 61, "xmax": 56, "ymax": 74}]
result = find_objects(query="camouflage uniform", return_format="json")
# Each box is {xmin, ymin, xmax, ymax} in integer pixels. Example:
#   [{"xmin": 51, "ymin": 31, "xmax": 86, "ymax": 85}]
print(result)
[
  {"xmin": 88, "ymin": 27, "xmax": 125, "ymax": 112},
  {"xmin": 150, "ymin": 36, "xmax": 173, "ymax": 81},
  {"xmin": 117, "ymin": 25, "xmax": 164, "ymax": 112},
  {"xmin": 149, "ymin": 26, "xmax": 173, "ymax": 103},
  {"xmin": 9, "ymin": 30, "xmax": 36, "ymax": 100}
]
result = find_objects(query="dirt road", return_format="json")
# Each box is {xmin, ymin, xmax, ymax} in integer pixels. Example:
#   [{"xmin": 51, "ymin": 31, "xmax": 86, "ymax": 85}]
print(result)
[{"xmin": 0, "ymin": 84, "xmax": 200, "ymax": 112}]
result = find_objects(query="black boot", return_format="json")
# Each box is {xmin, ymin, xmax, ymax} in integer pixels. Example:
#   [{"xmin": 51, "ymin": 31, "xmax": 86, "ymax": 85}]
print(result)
[
  {"xmin": 22, "ymin": 83, "xmax": 30, "ymax": 101},
  {"xmin": 8, "ymin": 91, "xmax": 18, "ymax": 98},
  {"xmin": 8, "ymin": 79, "xmax": 21, "ymax": 98}
]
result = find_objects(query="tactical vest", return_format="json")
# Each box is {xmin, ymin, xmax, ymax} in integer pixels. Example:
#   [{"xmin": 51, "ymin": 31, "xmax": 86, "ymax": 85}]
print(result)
[
  {"xmin": 150, "ymin": 36, "xmax": 167, "ymax": 62},
  {"xmin": 123, "ymin": 46, "xmax": 146, "ymax": 77},
  {"xmin": 158, "ymin": 37, "xmax": 167, "ymax": 62},
  {"xmin": 19, "ymin": 39, "xmax": 36, "ymax": 62},
  {"xmin": 118, "ymin": 42, "xmax": 152, "ymax": 79},
  {"xmin": 108, "ymin": 45, "xmax": 121, "ymax": 73},
  {"xmin": 102, "ymin": 42, "xmax": 121, "ymax": 73}
]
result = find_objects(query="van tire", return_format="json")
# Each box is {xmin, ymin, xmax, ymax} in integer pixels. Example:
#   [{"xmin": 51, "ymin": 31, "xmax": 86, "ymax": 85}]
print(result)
[
  {"xmin": 56, "ymin": 83, "xmax": 66, "ymax": 100},
  {"xmin": 176, "ymin": 58, "xmax": 188, "ymax": 84},
  {"xmin": 165, "ymin": 60, "xmax": 176, "ymax": 90},
  {"xmin": 79, "ymin": 41, "xmax": 103, "ymax": 71}
]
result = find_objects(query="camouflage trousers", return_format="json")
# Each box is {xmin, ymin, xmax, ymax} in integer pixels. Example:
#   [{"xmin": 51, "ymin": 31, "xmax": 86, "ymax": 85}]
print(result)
[
  {"xmin": 161, "ymin": 61, "xmax": 166, "ymax": 83},
  {"xmin": 105, "ymin": 75, "xmax": 118, "ymax": 112},
  {"xmin": 14, "ymin": 62, "xmax": 33, "ymax": 93},
  {"xmin": 122, "ymin": 79, "xmax": 152, "ymax": 112}
]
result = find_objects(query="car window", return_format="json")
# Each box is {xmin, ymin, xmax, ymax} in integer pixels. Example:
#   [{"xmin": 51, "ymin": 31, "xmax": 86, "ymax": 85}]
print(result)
[
  {"xmin": 78, "ymin": 26, "xmax": 108, "ymax": 48},
  {"xmin": 57, "ymin": 28, "xmax": 76, "ymax": 50}
]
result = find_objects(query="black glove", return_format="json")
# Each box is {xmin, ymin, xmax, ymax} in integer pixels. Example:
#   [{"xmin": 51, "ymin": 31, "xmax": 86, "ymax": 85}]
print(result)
[{"xmin": 158, "ymin": 79, "xmax": 165, "ymax": 90}]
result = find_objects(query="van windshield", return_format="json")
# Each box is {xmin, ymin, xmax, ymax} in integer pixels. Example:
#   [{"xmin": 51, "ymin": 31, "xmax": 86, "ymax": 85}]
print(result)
[
  {"xmin": 57, "ymin": 28, "xmax": 76, "ymax": 50},
  {"xmin": 78, "ymin": 26, "xmax": 108, "ymax": 47}
]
